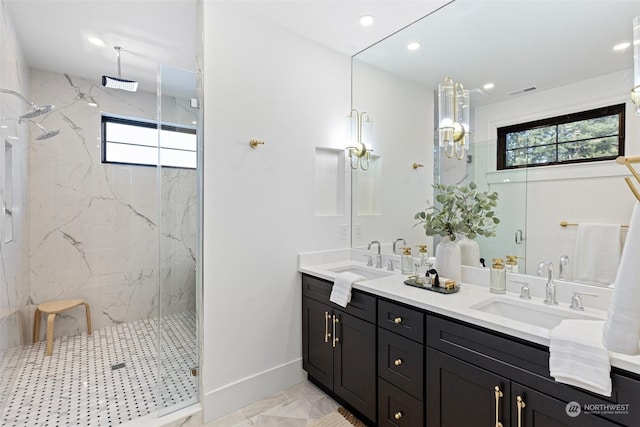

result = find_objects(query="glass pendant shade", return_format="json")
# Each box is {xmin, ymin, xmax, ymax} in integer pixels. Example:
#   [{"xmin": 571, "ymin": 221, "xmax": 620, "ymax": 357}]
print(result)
[
  {"xmin": 438, "ymin": 77, "xmax": 454, "ymax": 147},
  {"xmin": 456, "ymin": 84, "xmax": 470, "ymax": 149}
]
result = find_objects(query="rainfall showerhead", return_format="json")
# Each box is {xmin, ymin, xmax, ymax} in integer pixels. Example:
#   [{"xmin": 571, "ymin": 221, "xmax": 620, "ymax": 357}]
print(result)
[
  {"xmin": 102, "ymin": 46, "xmax": 138, "ymax": 92},
  {"xmin": 0, "ymin": 88, "xmax": 56, "ymax": 122},
  {"xmin": 19, "ymin": 104, "xmax": 56, "ymax": 122},
  {"xmin": 33, "ymin": 122, "xmax": 61, "ymax": 140}
]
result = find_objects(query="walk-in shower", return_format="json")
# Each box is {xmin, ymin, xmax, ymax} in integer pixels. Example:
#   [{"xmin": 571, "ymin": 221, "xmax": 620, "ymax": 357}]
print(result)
[{"xmin": 0, "ymin": 66, "xmax": 200, "ymax": 426}]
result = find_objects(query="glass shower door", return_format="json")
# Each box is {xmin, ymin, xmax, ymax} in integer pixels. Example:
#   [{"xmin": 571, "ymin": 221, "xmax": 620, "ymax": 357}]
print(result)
[{"xmin": 157, "ymin": 64, "xmax": 199, "ymax": 416}]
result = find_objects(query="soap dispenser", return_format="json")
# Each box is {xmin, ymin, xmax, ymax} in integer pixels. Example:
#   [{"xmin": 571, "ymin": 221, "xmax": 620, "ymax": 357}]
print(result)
[
  {"xmin": 490, "ymin": 258, "xmax": 506, "ymax": 294},
  {"xmin": 401, "ymin": 247, "xmax": 413, "ymax": 275},
  {"xmin": 414, "ymin": 245, "xmax": 429, "ymax": 285},
  {"xmin": 505, "ymin": 255, "xmax": 519, "ymax": 273}
]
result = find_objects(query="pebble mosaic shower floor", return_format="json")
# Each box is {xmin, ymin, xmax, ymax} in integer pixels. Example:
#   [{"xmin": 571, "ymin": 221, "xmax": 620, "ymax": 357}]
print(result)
[{"xmin": 0, "ymin": 311, "xmax": 197, "ymax": 427}]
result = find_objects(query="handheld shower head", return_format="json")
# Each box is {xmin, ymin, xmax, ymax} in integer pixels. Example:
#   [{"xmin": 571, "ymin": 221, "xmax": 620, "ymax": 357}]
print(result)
[
  {"xmin": 0, "ymin": 88, "xmax": 56, "ymax": 122},
  {"xmin": 33, "ymin": 122, "xmax": 61, "ymax": 140}
]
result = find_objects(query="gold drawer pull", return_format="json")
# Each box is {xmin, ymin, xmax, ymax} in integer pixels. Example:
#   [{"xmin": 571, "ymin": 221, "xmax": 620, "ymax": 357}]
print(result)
[
  {"xmin": 394, "ymin": 411, "xmax": 403, "ymax": 420},
  {"xmin": 394, "ymin": 358, "xmax": 403, "ymax": 366},
  {"xmin": 516, "ymin": 395, "xmax": 526, "ymax": 427},
  {"xmin": 332, "ymin": 315, "xmax": 339, "ymax": 348},
  {"xmin": 494, "ymin": 386, "xmax": 504, "ymax": 427},
  {"xmin": 394, "ymin": 317, "xmax": 403, "ymax": 324}
]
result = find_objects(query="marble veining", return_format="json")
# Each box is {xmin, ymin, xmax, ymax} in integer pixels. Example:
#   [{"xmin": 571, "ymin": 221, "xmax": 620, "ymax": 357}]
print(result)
[{"xmin": 27, "ymin": 68, "xmax": 197, "ymax": 335}]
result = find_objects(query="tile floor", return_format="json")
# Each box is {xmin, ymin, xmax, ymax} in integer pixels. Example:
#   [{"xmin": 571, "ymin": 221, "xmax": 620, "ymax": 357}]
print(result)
[
  {"xmin": 203, "ymin": 381, "xmax": 339, "ymax": 427},
  {"xmin": 0, "ymin": 311, "xmax": 197, "ymax": 427}
]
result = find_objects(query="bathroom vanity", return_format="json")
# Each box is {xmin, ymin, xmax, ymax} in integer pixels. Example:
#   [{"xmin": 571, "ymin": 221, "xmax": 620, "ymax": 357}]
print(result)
[{"xmin": 299, "ymin": 255, "xmax": 640, "ymax": 427}]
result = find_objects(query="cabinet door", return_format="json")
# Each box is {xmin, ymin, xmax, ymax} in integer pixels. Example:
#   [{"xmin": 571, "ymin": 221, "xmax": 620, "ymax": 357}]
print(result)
[
  {"xmin": 512, "ymin": 383, "xmax": 620, "ymax": 427},
  {"xmin": 333, "ymin": 310, "xmax": 377, "ymax": 423},
  {"xmin": 302, "ymin": 296, "xmax": 334, "ymax": 389},
  {"xmin": 427, "ymin": 348, "xmax": 510, "ymax": 427}
]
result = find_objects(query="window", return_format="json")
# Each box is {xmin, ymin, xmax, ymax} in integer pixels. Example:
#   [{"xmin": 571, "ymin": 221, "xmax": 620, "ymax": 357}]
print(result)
[
  {"xmin": 102, "ymin": 115, "xmax": 196, "ymax": 169},
  {"xmin": 497, "ymin": 104, "xmax": 625, "ymax": 170}
]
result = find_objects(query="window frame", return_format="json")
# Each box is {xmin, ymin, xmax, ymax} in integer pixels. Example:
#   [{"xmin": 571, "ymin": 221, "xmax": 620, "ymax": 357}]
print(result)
[
  {"xmin": 101, "ymin": 114, "xmax": 197, "ymax": 169},
  {"xmin": 496, "ymin": 103, "xmax": 625, "ymax": 170}
]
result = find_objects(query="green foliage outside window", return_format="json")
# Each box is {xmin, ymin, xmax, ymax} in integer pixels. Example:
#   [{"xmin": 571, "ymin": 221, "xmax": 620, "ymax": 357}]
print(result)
[{"xmin": 497, "ymin": 104, "xmax": 624, "ymax": 169}]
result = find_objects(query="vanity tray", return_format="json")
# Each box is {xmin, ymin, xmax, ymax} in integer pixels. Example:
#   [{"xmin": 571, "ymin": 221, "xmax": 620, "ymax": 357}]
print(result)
[{"xmin": 404, "ymin": 279, "xmax": 460, "ymax": 294}]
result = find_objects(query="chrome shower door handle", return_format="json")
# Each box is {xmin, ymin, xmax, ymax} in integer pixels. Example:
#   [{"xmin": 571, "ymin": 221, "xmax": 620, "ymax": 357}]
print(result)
[{"xmin": 515, "ymin": 229, "xmax": 523, "ymax": 244}]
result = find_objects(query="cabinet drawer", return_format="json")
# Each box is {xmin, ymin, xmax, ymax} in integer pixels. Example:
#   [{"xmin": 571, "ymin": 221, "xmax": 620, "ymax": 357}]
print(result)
[
  {"xmin": 378, "ymin": 378, "xmax": 423, "ymax": 427},
  {"xmin": 378, "ymin": 299, "xmax": 424, "ymax": 343},
  {"xmin": 426, "ymin": 313, "xmax": 548, "ymax": 377},
  {"xmin": 302, "ymin": 274, "xmax": 376, "ymax": 323},
  {"xmin": 378, "ymin": 328, "xmax": 424, "ymax": 399}
]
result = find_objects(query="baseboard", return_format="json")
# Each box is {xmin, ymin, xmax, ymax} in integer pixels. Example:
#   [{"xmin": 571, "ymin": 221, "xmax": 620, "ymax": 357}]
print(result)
[{"xmin": 203, "ymin": 357, "xmax": 305, "ymax": 422}]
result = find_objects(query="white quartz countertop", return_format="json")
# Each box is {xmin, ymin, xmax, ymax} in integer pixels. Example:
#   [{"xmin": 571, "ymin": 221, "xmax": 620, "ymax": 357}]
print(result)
[{"xmin": 298, "ymin": 253, "xmax": 640, "ymax": 376}]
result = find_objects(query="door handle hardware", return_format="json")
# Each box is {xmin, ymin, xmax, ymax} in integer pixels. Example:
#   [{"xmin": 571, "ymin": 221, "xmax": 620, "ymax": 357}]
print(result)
[
  {"xmin": 494, "ymin": 385, "xmax": 504, "ymax": 427},
  {"xmin": 324, "ymin": 312, "xmax": 330, "ymax": 343},
  {"xmin": 516, "ymin": 395, "xmax": 526, "ymax": 427}
]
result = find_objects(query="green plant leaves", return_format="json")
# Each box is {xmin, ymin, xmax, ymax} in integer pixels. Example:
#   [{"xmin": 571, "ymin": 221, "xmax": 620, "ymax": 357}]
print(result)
[{"xmin": 414, "ymin": 181, "xmax": 500, "ymax": 240}]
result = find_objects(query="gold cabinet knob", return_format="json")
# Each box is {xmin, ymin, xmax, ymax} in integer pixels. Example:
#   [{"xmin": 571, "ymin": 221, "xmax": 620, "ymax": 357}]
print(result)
[
  {"xmin": 394, "ymin": 317, "xmax": 403, "ymax": 324},
  {"xmin": 394, "ymin": 358, "xmax": 403, "ymax": 366},
  {"xmin": 394, "ymin": 411, "xmax": 403, "ymax": 420}
]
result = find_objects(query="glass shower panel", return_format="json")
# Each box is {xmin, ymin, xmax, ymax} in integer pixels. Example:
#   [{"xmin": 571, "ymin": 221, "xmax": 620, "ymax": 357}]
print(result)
[
  {"xmin": 471, "ymin": 140, "xmax": 527, "ymax": 270},
  {"xmin": 157, "ymin": 64, "xmax": 199, "ymax": 416}
]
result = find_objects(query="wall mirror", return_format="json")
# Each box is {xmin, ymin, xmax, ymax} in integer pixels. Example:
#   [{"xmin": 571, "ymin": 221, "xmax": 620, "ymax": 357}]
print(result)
[{"xmin": 351, "ymin": 0, "xmax": 640, "ymax": 287}]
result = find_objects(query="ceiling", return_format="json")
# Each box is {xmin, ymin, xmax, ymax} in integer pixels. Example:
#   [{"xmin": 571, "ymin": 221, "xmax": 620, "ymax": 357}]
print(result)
[
  {"xmin": 355, "ymin": 0, "xmax": 640, "ymax": 106},
  {"xmin": 4, "ymin": 0, "xmax": 450, "ymax": 94}
]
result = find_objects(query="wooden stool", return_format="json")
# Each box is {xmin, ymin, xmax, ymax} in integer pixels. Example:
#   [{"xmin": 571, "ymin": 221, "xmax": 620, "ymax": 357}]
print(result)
[{"xmin": 33, "ymin": 299, "xmax": 92, "ymax": 356}]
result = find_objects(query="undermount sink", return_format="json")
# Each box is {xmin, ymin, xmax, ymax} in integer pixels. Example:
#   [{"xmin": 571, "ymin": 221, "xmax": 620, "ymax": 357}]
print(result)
[
  {"xmin": 471, "ymin": 297, "xmax": 601, "ymax": 330},
  {"xmin": 328, "ymin": 265, "xmax": 394, "ymax": 280}
]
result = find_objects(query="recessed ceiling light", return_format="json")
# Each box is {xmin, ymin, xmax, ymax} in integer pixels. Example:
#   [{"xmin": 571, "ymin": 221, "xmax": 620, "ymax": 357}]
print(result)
[
  {"xmin": 87, "ymin": 102, "xmax": 98, "ymax": 107},
  {"xmin": 407, "ymin": 42, "xmax": 421, "ymax": 51},
  {"xmin": 88, "ymin": 37, "xmax": 105, "ymax": 47},
  {"xmin": 483, "ymin": 83, "xmax": 495, "ymax": 90},
  {"xmin": 191, "ymin": 121, "xmax": 197, "ymax": 125},
  {"xmin": 613, "ymin": 41, "xmax": 631, "ymax": 51},
  {"xmin": 359, "ymin": 15, "xmax": 375, "ymax": 26}
]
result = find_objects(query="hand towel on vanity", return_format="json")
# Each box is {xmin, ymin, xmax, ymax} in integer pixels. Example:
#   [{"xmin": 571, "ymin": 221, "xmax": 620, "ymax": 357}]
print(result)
[
  {"xmin": 603, "ymin": 201, "xmax": 640, "ymax": 355},
  {"xmin": 573, "ymin": 223, "xmax": 621, "ymax": 286},
  {"xmin": 330, "ymin": 272, "xmax": 365, "ymax": 308},
  {"xmin": 550, "ymin": 319, "xmax": 611, "ymax": 397}
]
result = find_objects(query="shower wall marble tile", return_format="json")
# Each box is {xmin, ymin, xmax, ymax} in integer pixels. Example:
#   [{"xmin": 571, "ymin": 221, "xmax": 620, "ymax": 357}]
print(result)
[
  {"xmin": 0, "ymin": 0, "xmax": 32, "ymax": 365},
  {"xmin": 28, "ymin": 69, "xmax": 197, "ymax": 339}
]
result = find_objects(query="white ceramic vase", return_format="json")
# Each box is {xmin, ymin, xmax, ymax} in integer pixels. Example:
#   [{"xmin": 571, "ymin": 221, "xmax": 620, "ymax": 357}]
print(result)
[
  {"xmin": 457, "ymin": 236, "xmax": 481, "ymax": 267},
  {"xmin": 435, "ymin": 236, "xmax": 462, "ymax": 282}
]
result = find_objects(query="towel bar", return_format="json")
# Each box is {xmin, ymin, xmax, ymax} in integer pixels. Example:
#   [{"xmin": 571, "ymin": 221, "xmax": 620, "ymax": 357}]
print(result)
[{"xmin": 560, "ymin": 221, "xmax": 628, "ymax": 228}]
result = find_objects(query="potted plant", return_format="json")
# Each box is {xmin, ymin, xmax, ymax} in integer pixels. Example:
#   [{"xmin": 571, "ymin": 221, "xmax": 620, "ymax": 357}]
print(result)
[{"xmin": 415, "ymin": 182, "xmax": 499, "ymax": 277}]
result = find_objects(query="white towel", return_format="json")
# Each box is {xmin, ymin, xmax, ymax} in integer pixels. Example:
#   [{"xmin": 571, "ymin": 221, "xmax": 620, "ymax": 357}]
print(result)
[
  {"xmin": 573, "ymin": 223, "xmax": 621, "ymax": 286},
  {"xmin": 550, "ymin": 320, "xmax": 611, "ymax": 397},
  {"xmin": 330, "ymin": 272, "xmax": 365, "ymax": 308},
  {"xmin": 603, "ymin": 202, "xmax": 640, "ymax": 354}
]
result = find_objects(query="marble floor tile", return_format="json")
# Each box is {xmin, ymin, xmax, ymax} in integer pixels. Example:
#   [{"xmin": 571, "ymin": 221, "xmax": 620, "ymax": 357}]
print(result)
[
  {"xmin": 0, "ymin": 311, "xmax": 197, "ymax": 427},
  {"xmin": 203, "ymin": 381, "xmax": 339, "ymax": 427}
]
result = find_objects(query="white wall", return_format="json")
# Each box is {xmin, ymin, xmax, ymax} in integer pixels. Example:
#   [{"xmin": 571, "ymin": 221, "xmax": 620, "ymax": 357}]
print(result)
[
  {"xmin": 201, "ymin": 2, "xmax": 351, "ymax": 421},
  {"xmin": 351, "ymin": 60, "xmax": 434, "ymax": 253},
  {"xmin": 474, "ymin": 69, "xmax": 640, "ymax": 278}
]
